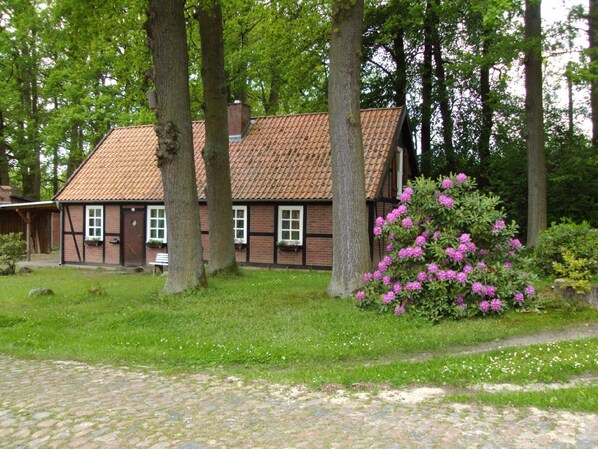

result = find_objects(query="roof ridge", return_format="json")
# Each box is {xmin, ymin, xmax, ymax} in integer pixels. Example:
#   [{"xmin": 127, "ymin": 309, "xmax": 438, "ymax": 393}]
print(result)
[{"xmin": 107, "ymin": 107, "xmax": 403, "ymax": 131}]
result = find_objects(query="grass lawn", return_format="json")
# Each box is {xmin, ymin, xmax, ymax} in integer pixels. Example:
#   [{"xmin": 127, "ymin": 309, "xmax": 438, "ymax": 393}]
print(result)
[{"xmin": 1, "ymin": 267, "xmax": 597, "ymax": 411}]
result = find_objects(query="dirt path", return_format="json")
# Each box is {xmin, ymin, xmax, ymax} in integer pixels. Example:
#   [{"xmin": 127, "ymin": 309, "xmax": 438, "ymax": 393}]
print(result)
[{"xmin": 401, "ymin": 322, "xmax": 598, "ymax": 362}]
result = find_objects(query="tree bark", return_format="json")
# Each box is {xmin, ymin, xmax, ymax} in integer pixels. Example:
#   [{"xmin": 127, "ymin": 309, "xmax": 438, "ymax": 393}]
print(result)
[
  {"xmin": 393, "ymin": 27, "xmax": 407, "ymax": 107},
  {"xmin": 431, "ymin": 0, "xmax": 455, "ymax": 173},
  {"xmin": 589, "ymin": 0, "xmax": 598, "ymax": 147},
  {"xmin": 327, "ymin": 0, "xmax": 370, "ymax": 297},
  {"xmin": 0, "ymin": 112, "xmax": 10, "ymax": 186},
  {"xmin": 145, "ymin": 0, "xmax": 207, "ymax": 293},
  {"xmin": 525, "ymin": 0, "xmax": 547, "ymax": 246},
  {"xmin": 478, "ymin": 34, "xmax": 493, "ymax": 188},
  {"xmin": 420, "ymin": 0, "xmax": 433, "ymax": 177},
  {"xmin": 196, "ymin": 2, "xmax": 237, "ymax": 275}
]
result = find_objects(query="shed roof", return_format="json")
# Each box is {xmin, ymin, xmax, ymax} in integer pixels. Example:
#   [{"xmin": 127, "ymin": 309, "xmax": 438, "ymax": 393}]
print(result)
[{"xmin": 55, "ymin": 107, "xmax": 406, "ymax": 202}]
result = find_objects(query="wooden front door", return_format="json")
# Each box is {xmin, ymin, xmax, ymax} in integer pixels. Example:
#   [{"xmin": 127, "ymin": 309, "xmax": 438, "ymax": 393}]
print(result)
[{"xmin": 122, "ymin": 208, "xmax": 145, "ymax": 266}]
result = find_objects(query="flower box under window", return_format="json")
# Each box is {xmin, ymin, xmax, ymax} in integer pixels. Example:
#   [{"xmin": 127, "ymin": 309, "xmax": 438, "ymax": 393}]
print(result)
[
  {"xmin": 146, "ymin": 240, "xmax": 167, "ymax": 249},
  {"xmin": 84, "ymin": 239, "xmax": 103, "ymax": 247},
  {"xmin": 277, "ymin": 241, "xmax": 302, "ymax": 252}
]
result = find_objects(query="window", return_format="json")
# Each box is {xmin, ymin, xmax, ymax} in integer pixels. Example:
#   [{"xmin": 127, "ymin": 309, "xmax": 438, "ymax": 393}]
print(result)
[
  {"xmin": 232, "ymin": 205, "xmax": 247, "ymax": 244},
  {"xmin": 278, "ymin": 205, "xmax": 303, "ymax": 245},
  {"xmin": 85, "ymin": 205, "xmax": 103, "ymax": 240},
  {"xmin": 147, "ymin": 206, "xmax": 167, "ymax": 242}
]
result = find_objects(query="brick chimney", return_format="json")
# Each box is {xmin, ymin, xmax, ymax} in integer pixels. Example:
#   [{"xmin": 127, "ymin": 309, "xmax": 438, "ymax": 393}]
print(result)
[
  {"xmin": 0, "ymin": 185, "xmax": 11, "ymax": 203},
  {"xmin": 228, "ymin": 102, "xmax": 251, "ymax": 141}
]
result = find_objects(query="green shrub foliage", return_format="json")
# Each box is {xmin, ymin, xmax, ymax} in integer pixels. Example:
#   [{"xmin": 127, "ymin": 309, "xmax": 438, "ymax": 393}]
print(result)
[
  {"xmin": 356, "ymin": 174, "xmax": 535, "ymax": 322},
  {"xmin": 533, "ymin": 221, "xmax": 598, "ymax": 277},
  {"xmin": 0, "ymin": 233, "xmax": 26, "ymax": 275}
]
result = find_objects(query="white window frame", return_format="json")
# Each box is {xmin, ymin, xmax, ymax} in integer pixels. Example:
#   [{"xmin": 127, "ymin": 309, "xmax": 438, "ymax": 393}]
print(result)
[
  {"xmin": 396, "ymin": 147, "xmax": 404, "ymax": 198},
  {"xmin": 232, "ymin": 205, "xmax": 248, "ymax": 244},
  {"xmin": 277, "ymin": 205, "xmax": 304, "ymax": 245},
  {"xmin": 147, "ymin": 205, "xmax": 167, "ymax": 243},
  {"xmin": 85, "ymin": 205, "xmax": 103, "ymax": 241}
]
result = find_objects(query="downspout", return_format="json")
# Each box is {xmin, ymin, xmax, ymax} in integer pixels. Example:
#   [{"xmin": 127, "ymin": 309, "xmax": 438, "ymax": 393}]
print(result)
[{"xmin": 57, "ymin": 201, "xmax": 64, "ymax": 266}]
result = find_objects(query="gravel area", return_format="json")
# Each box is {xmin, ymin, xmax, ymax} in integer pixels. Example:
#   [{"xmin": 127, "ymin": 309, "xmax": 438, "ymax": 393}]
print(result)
[{"xmin": 1, "ymin": 355, "xmax": 597, "ymax": 448}]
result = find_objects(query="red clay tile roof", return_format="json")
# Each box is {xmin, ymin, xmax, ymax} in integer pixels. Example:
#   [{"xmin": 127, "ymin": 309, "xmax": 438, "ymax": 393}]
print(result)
[{"xmin": 55, "ymin": 108, "xmax": 404, "ymax": 202}]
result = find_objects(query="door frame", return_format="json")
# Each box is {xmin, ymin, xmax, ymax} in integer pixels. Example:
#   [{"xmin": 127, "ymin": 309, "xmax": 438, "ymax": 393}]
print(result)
[{"xmin": 121, "ymin": 206, "xmax": 146, "ymax": 267}]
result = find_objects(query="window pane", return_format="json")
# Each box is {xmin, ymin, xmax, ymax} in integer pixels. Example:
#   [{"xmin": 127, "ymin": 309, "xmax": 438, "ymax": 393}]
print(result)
[
  {"xmin": 282, "ymin": 210, "xmax": 290, "ymax": 219},
  {"xmin": 291, "ymin": 210, "xmax": 300, "ymax": 220},
  {"xmin": 291, "ymin": 221, "xmax": 299, "ymax": 230},
  {"xmin": 282, "ymin": 230, "xmax": 290, "ymax": 240},
  {"xmin": 291, "ymin": 231, "xmax": 300, "ymax": 241},
  {"xmin": 236, "ymin": 230, "xmax": 243, "ymax": 239}
]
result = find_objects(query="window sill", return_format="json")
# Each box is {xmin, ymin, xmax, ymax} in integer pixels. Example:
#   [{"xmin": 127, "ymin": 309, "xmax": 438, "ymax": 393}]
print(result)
[{"xmin": 278, "ymin": 244, "xmax": 303, "ymax": 253}]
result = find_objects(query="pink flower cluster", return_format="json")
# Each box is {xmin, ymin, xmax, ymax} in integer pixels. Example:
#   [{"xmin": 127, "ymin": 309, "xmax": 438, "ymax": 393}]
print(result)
[
  {"xmin": 437, "ymin": 194, "xmax": 454, "ymax": 208},
  {"xmin": 394, "ymin": 302, "xmax": 406, "ymax": 315},
  {"xmin": 385, "ymin": 205, "xmax": 408, "ymax": 223},
  {"xmin": 377, "ymin": 256, "xmax": 393, "ymax": 272},
  {"xmin": 405, "ymin": 281, "xmax": 422, "ymax": 292},
  {"xmin": 480, "ymin": 298, "xmax": 502, "ymax": 313},
  {"xmin": 471, "ymin": 282, "xmax": 497, "ymax": 297},
  {"xmin": 400, "ymin": 187, "xmax": 413, "ymax": 203},
  {"xmin": 441, "ymin": 178, "xmax": 454, "ymax": 189},
  {"xmin": 491, "ymin": 219, "xmax": 506, "ymax": 234},
  {"xmin": 398, "ymin": 246, "xmax": 423, "ymax": 259},
  {"xmin": 382, "ymin": 291, "xmax": 395, "ymax": 303},
  {"xmin": 455, "ymin": 173, "xmax": 468, "ymax": 183}
]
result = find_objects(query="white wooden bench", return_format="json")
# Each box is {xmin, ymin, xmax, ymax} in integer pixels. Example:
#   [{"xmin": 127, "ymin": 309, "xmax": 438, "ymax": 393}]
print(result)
[{"xmin": 149, "ymin": 252, "xmax": 168, "ymax": 275}]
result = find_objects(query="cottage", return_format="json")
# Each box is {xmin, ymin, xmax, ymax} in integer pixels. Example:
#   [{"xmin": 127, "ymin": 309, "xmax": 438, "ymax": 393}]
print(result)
[{"xmin": 54, "ymin": 104, "xmax": 417, "ymax": 269}]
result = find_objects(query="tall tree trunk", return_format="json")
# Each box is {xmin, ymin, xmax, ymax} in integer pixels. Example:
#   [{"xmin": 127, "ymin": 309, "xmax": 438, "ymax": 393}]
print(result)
[
  {"xmin": 566, "ymin": 61, "xmax": 574, "ymax": 135},
  {"xmin": 393, "ymin": 28, "xmax": 407, "ymax": 107},
  {"xmin": 0, "ymin": 112, "xmax": 10, "ymax": 185},
  {"xmin": 327, "ymin": 0, "xmax": 370, "ymax": 297},
  {"xmin": 66, "ymin": 123, "xmax": 83, "ymax": 179},
  {"xmin": 420, "ymin": 0, "xmax": 433, "ymax": 177},
  {"xmin": 145, "ymin": 0, "xmax": 207, "ymax": 293},
  {"xmin": 589, "ymin": 0, "xmax": 598, "ymax": 146},
  {"xmin": 478, "ymin": 34, "xmax": 493, "ymax": 188},
  {"xmin": 196, "ymin": 2, "xmax": 237, "ymax": 275},
  {"xmin": 525, "ymin": 0, "xmax": 547, "ymax": 246},
  {"xmin": 431, "ymin": 0, "xmax": 455, "ymax": 172}
]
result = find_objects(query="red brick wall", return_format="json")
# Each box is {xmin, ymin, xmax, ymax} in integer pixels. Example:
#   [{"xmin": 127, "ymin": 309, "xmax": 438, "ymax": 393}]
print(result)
[
  {"xmin": 63, "ymin": 205, "xmax": 84, "ymax": 263},
  {"xmin": 249, "ymin": 236, "xmax": 274, "ymax": 263},
  {"xmin": 249, "ymin": 204, "xmax": 274, "ymax": 233},
  {"xmin": 64, "ymin": 205, "xmax": 83, "ymax": 233},
  {"xmin": 104, "ymin": 205, "xmax": 121, "ymax": 264},
  {"xmin": 63, "ymin": 234, "xmax": 83, "ymax": 263},
  {"xmin": 62, "ymin": 201, "xmax": 341, "ymax": 269},
  {"xmin": 84, "ymin": 244, "xmax": 103, "ymax": 264},
  {"xmin": 306, "ymin": 204, "xmax": 332, "ymax": 235},
  {"xmin": 277, "ymin": 246, "xmax": 302, "ymax": 265},
  {"xmin": 305, "ymin": 237, "xmax": 332, "ymax": 267}
]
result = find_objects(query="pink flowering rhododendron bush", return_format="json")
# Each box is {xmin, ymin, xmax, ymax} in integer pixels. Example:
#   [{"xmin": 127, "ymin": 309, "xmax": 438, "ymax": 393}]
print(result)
[{"xmin": 355, "ymin": 174, "xmax": 536, "ymax": 322}]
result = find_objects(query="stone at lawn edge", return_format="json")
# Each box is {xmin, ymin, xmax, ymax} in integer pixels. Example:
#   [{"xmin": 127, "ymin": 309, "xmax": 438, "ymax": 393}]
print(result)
[
  {"xmin": 553, "ymin": 279, "xmax": 598, "ymax": 310},
  {"xmin": 28, "ymin": 288, "xmax": 55, "ymax": 297}
]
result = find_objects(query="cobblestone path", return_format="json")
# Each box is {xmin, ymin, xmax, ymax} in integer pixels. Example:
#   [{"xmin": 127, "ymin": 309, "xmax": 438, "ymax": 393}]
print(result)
[{"xmin": 0, "ymin": 356, "xmax": 597, "ymax": 449}]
